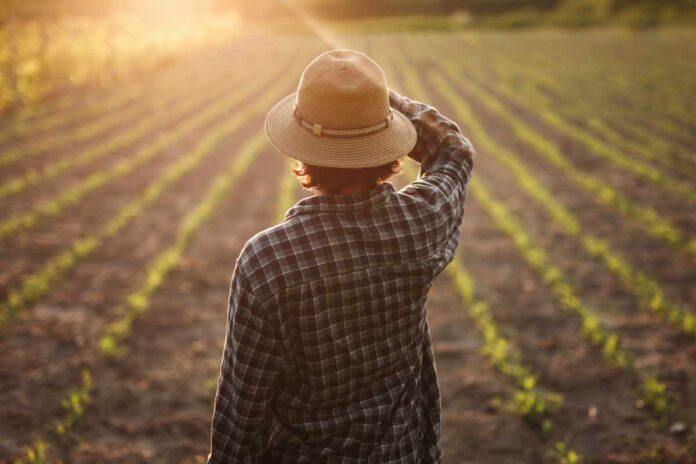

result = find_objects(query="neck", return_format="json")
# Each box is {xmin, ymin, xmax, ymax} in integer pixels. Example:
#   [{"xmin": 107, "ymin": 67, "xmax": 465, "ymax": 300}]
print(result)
[{"xmin": 319, "ymin": 183, "xmax": 377, "ymax": 196}]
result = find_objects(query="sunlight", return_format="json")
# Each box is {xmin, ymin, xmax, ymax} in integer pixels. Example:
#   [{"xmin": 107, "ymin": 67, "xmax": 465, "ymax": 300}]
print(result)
[
  {"xmin": 277, "ymin": 0, "xmax": 344, "ymax": 49},
  {"xmin": 118, "ymin": 0, "xmax": 220, "ymax": 20},
  {"xmin": 0, "ymin": 1, "xmax": 239, "ymax": 111}
]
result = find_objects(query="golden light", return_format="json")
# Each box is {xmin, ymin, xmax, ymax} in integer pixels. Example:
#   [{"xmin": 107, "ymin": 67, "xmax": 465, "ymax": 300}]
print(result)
[
  {"xmin": 276, "ymin": 0, "xmax": 345, "ymax": 49},
  {"xmin": 0, "ymin": 0, "xmax": 240, "ymax": 110}
]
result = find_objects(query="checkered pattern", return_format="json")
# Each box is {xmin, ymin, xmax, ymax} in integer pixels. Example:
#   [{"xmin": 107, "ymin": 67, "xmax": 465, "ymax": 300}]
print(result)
[{"xmin": 208, "ymin": 89, "xmax": 475, "ymax": 463}]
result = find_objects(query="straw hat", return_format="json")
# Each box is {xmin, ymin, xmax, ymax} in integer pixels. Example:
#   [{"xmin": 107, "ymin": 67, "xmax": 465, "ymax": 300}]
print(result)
[{"xmin": 264, "ymin": 49, "xmax": 417, "ymax": 168}]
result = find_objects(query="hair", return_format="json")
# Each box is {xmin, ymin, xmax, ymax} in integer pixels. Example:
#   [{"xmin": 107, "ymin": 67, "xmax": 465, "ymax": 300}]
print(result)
[{"xmin": 291, "ymin": 159, "xmax": 403, "ymax": 194}]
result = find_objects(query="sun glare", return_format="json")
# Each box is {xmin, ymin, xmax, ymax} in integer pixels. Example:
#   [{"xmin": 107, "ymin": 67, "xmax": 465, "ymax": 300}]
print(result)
[{"xmin": 277, "ymin": 0, "xmax": 344, "ymax": 49}]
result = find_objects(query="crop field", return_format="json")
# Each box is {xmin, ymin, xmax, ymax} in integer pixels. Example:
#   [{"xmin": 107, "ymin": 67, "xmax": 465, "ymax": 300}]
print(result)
[{"xmin": 1, "ymin": 29, "xmax": 695, "ymax": 463}]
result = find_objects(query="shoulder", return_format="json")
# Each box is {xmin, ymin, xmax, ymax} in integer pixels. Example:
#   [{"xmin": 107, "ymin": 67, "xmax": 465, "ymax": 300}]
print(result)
[
  {"xmin": 234, "ymin": 218, "xmax": 307, "ymax": 300},
  {"xmin": 237, "ymin": 222, "xmax": 290, "ymax": 274}
]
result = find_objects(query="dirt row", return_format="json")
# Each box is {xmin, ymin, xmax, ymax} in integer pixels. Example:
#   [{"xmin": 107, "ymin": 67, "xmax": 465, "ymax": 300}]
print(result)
[
  {"xmin": 369, "ymin": 37, "xmax": 692, "ymax": 460},
  {"xmin": 435, "ymin": 61, "xmax": 696, "ymax": 312},
  {"xmin": 0, "ymin": 108, "xmax": 254, "ymax": 282},
  {"xmin": 0, "ymin": 34, "xmax": 267, "ymax": 154},
  {"xmin": 433, "ymin": 34, "xmax": 696, "ymax": 183},
  {"xmin": 473, "ymin": 35, "xmax": 696, "ymax": 139},
  {"xmin": 65, "ymin": 146, "xmax": 285, "ymax": 463},
  {"xmin": 398, "ymin": 37, "xmax": 696, "ymax": 312},
  {"xmin": 0, "ymin": 115, "xmax": 260, "ymax": 456},
  {"xmin": 0, "ymin": 93, "xmax": 266, "ymax": 291},
  {"xmin": 399, "ymin": 49, "xmax": 696, "ymax": 461},
  {"xmin": 0, "ymin": 39, "xmax": 321, "ymax": 459},
  {"xmin": 0, "ymin": 36, "xmax": 287, "ymax": 214},
  {"xmin": 0, "ymin": 41, "xmax": 308, "ymax": 298},
  {"xmin": 371, "ymin": 40, "xmax": 695, "ymax": 461}
]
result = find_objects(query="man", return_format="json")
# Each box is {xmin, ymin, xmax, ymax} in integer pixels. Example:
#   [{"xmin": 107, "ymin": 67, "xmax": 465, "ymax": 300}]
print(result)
[{"xmin": 208, "ymin": 49, "xmax": 474, "ymax": 463}]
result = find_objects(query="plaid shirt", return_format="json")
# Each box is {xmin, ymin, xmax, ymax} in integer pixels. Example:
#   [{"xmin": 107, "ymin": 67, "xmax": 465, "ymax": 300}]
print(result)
[{"xmin": 208, "ymin": 90, "xmax": 475, "ymax": 464}]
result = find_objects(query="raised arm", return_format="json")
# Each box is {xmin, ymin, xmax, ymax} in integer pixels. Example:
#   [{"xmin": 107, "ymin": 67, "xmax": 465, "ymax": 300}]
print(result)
[
  {"xmin": 390, "ymin": 89, "xmax": 474, "ymax": 179},
  {"xmin": 390, "ymin": 89, "xmax": 475, "ymax": 271}
]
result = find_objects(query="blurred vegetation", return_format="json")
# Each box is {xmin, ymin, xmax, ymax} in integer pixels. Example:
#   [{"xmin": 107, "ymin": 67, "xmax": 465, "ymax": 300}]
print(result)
[
  {"xmin": 536, "ymin": 0, "xmax": 696, "ymax": 28},
  {"xmin": 239, "ymin": 0, "xmax": 696, "ymax": 29},
  {"xmin": 0, "ymin": 0, "xmax": 228, "ymax": 18},
  {"xmin": 0, "ymin": 0, "xmax": 692, "ymax": 112},
  {"xmin": 0, "ymin": 1, "xmax": 238, "ymax": 113},
  {"xmin": 0, "ymin": 16, "xmax": 238, "ymax": 112}
]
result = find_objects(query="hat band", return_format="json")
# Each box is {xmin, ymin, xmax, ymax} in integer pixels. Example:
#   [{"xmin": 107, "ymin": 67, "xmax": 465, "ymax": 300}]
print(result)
[{"xmin": 293, "ymin": 104, "xmax": 393, "ymax": 138}]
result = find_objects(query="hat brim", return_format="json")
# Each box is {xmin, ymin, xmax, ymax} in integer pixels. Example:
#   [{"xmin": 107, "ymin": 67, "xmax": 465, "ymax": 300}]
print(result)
[{"xmin": 264, "ymin": 92, "xmax": 417, "ymax": 168}]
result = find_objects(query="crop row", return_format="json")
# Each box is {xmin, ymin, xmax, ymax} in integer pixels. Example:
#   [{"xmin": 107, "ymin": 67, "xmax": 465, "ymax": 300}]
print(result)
[
  {"xmin": 477, "ymin": 33, "xmax": 696, "ymax": 125},
  {"xmin": 498, "ymin": 45, "xmax": 696, "ymax": 174},
  {"xmin": 420, "ymin": 38, "xmax": 696, "ymax": 203},
  {"xmin": 0, "ymin": 35, "xmax": 282, "ymax": 149},
  {"xmin": 0, "ymin": 89, "xmax": 166, "ymax": 168},
  {"xmin": 478, "ymin": 36, "xmax": 695, "ymax": 145},
  {"xmin": 0, "ymin": 59, "xmax": 299, "ymax": 325},
  {"xmin": 467, "ymin": 169, "xmax": 674, "ymax": 422},
  {"xmin": 374, "ymin": 46, "xmax": 582, "ymax": 463},
  {"xmin": 0, "ymin": 80, "xmax": 143, "ymax": 147},
  {"xmin": 0, "ymin": 59, "xmax": 239, "ymax": 169},
  {"xmin": 0, "ymin": 49, "xmax": 209, "ymax": 147},
  {"xmin": 517, "ymin": 31, "xmax": 696, "ymax": 95},
  {"xmin": 414, "ymin": 37, "xmax": 694, "ymax": 451},
  {"xmin": 569, "ymin": 50, "xmax": 694, "ymax": 120},
  {"xmin": 398, "ymin": 49, "xmax": 682, "ymax": 426},
  {"xmin": 0, "ymin": 37, "xmax": 283, "ymax": 170},
  {"xmin": 443, "ymin": 61, "xmax": 696, "ymax": 260},
  {"xmin": 402, "ymin": 162, "xmax": 563, "ymax": 434},
  {"xmin": 445, "ymin": 260, "xmax": 581, "ymax": 464},
  {"xmin": 0, "ymin": 52, "xmax": 296, "ymax": 241},
  {"xmin": 464, "ymin": 156, "xmax": 675, "ymax": 416},
  {"xmin": 14, "ymin": 129, "xmax": 270, "ymax": 463},
  {"xmin": 555, "ymin": 54, "xmax": 694, "ymax": 122},
  {"xmin": 596, "ymin": 45, "xmax": 696, "ymax": 94},
  {"xmin": 423, "ymin": 70, "xmax": 695, "ymax": 339},
  {"xmin": 419, "ymin": 33, "xmax": 691, "ymax": 453},
  {"xmin": 0, "ymin": 49, "xmax": 274, "ymax": 199},
  {"xmin": 476, "ymin": 44, "xmax": 694, "ymax": 144},
  {"xmin": 399, "ymin": 40, "xmax": 696, "ymax": 262},
  {"xmin": 463, "ymin": 40, "xmax": 696, "ymax": 176},
  {"xmin": 100, "ymin": 130, "xmax": 267, "ymax": 355},
  {"xmin": 378, "ymin": 51, "xmax": 562, "ymax": 433},
  {"xmin": 0, "ymin": 93, "xmax": 80, "ymax": 141},
  {"xmin": 5, "ymin": 42, "xmax": 306, "ymax": 461},
  {"xmin": 14, "ymin": 371, "xmax": 92, "ymax": 464}
]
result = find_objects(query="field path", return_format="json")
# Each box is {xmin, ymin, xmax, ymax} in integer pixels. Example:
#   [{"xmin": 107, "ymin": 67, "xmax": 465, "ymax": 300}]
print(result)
[{"xmin": 67, "ymin": 146, "xmax": 283, "ymax": 463}]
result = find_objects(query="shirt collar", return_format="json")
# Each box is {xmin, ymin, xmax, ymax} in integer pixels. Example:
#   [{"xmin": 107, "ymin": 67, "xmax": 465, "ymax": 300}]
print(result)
[{"xmin": 285, "ymin": 182, "xmax": 395, "ymax": 220}]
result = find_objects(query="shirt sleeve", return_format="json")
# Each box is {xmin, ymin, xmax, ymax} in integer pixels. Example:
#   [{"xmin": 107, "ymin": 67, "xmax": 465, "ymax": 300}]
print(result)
[
  {"xmin": 390, "ymin": 89, "xmax": 475, "ymax": 273},
  {"xmin": 208, "ymin": 264, "xmax": 284, "ymax": 464}
]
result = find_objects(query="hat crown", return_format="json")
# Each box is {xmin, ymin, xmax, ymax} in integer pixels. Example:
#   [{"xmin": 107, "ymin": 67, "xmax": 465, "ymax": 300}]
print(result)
[{"xmin": 296, "ymin": 49, "xmax": 390, "ymax": 130}]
